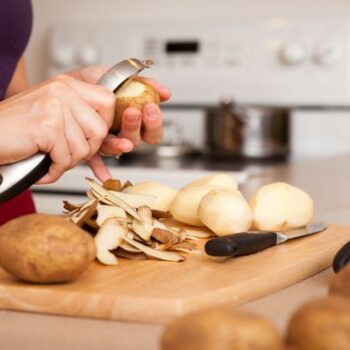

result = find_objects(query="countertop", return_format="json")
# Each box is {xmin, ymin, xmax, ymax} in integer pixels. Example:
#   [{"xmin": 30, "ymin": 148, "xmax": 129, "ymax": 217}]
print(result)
[{"xmin": 1, "ymin": 154, "xmax": 350, "ymax": 350}]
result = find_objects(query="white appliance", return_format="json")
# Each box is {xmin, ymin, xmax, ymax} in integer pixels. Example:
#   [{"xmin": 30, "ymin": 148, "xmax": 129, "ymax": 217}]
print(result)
[
  {"xmin": 32, "ymin": 166, "xmax": 249, "ymax": 214},
  {"xmin": 33, "ymin": 15, "xmax": 350, "ymax": 213},
  {"xmin": 47, "ymin": 15, "xmax": 350, "ymax": 158}
]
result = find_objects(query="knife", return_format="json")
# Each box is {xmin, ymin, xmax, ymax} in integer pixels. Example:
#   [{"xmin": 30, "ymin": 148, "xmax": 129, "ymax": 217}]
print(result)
[{"xmin": 204, "ymin": 222, "xmax": 328, "ymax": 258}]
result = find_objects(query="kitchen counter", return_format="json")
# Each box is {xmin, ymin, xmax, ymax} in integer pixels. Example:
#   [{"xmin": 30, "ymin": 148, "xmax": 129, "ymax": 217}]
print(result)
[{"xmin": 1, "ymin": 154, "xmax": 350, "ymax": 350}]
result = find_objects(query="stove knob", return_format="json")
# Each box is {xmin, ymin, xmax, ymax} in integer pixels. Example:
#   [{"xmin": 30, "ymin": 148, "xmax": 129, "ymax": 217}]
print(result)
[
  {"xmin": 280, "ymin": 42, "xmax": 307, "ymax": 65},
  {"xmin": 78, "ymin": 42, "xmax": 101, "ymax": 66},
  {"xmin": 314, "ymin": 43, "xmax": 342, "ymax": 66},
  {"xmin": 51, "ymin": 44, "xmax": 76, "ymax": 68}
]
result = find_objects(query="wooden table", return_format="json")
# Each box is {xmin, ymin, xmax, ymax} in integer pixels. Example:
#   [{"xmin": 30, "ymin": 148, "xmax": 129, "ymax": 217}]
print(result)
[{"xmin": 1, "ymin": 155, "xmax": 349, "ymax": 350}]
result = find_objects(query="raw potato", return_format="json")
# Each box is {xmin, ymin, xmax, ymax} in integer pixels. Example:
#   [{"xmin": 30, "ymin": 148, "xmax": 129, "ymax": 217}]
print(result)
[
  {"xmin": 112, "ymin": 79, "xmax": 160, "ymax": 133},
  {"xmin": 250, "ymin": 182, "xmax": 314, "ymax": 231},
  {"xmin": 329, "ymin": 265, "xmax": 350, "ymax": 299},
  {"xmin": 127, "ymin": 181, "xmax": 177, "ymax": 211},
  {"xmin": 161, "ymin": 306, "xmax": 282, "ymax": 350},
  {"xmin": 198, "ymin": 189, "xmax": 252, "ymax": 236},
  {"xmin": 182, "ymin": 173, "xmax": 238, "ymax": 191},
  {"xmin": 287, "ymin": 297, "xmax": 350, "ymax": 350},
  {"xmin": 0, "ymin": 214, "xmax": 96, "ymax": 283},
  {"xmin": 170, "ymin": 185, "xmax": 229, "ymax": 227}
]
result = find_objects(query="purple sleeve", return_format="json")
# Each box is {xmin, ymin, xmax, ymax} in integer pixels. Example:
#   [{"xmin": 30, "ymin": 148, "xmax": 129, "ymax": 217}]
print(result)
[{"xmin": 0, "ymin": 0, "xmax": 33, "ymax": 99}]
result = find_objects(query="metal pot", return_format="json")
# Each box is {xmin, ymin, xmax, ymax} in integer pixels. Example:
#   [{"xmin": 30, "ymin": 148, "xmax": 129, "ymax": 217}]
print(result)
[{"xmin": 205, "ymin": 98, "xmax": 290, "ymax": 160}]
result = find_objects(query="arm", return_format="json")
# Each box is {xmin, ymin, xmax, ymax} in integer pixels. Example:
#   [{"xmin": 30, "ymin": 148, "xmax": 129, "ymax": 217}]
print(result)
[{"xmin": 5, "ymin": 57, "xmax": 29, "ymax": 97}]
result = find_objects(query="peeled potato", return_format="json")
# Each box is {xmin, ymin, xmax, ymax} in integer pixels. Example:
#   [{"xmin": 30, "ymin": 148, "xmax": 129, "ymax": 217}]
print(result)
[
  {"xmin": 0, "ymin": 214, "xmax": 96, "ymax": 283},
  {"xmin": 198, "ymin": 189, "xmax": 252, "ymax": 236},
  {"xmin": 182, "ymin": 173, "xmax": 238, "ymax": 191},
  {"xmin": 162, "ymin": 306, "xmax": 283, "ymax": 350},
  {"xmin": 170, "ymin": 185, "xmax": 230, "ymax": 227},
  {"xmin": 127, "ymin": 181, "xmax": 177, "ymax": 212},
  {"xmin": 112, "ymin": 79, "xmax": 160, "ymax": 133},
  {"xmin": 250, "ymin": 182, "xmax": 314, "ymax": 231},
  {"xmin": 287, "ymin": 297, "xmax": 350, "ymax": 350}
]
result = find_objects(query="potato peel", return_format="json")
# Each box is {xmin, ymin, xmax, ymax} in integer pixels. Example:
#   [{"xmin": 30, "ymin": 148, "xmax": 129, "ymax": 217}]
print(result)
[
  {"xmin": 123, "ymin": 236, "xmax": 184, "ymax": 262},
  {"xmin": 64, "ymin": 177, "xmax": 200, "ymax": 266},
  {"xmin": 95, "ymin": 218, "xmax": 128, "ymax": 265}
]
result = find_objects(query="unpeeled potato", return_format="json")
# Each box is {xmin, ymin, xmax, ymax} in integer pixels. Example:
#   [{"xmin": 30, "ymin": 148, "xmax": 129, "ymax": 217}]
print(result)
[
  {"xmin": 329, "ymin": 265, "xmax": 350, "ymax": 299},
  {"xmin": 0, "ymin": 214, "xmax": 96, "ymax": 283},
  {"xmin": 287, "ymin": 297, "xmax": 350, "ymax": 350},
  {"xmin": 112, "ymin": 79, "xmax": 160, "ymax": 133},
  {"xmin": 161, "ymin": 306, "xmax": 283, "ymax": 350},
  {"xmin": 250, "ymin": 182, "xmax": 314, "ymax": 231}
]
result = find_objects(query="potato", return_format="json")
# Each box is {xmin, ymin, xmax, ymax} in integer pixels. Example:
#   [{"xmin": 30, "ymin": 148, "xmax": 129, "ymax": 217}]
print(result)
[
  {"xmin": 170, "ymin": 185, "xmax": 229, "ymax": 227},
  {"xmin": 161, "ymin": 306, "xmax": 282, "ymax": 350},
  {"xmin": 287, "ymin": 297, "xmax": 350, "ymax": 350},
  {"xmin": 127, "ymin": 181, "xmax": 177, "ymax": 211},
  {"xmin": 0, "ymin": 214, "xmax": 96, "ymax": 283},
  {"xmin": 250, "ymin": 182, "xmax": 314, "ymax": 231},
  {"xmin": 112, "ymin": 79, "xmax": 160, "ymax": 133},
  {"xmin": 182, "ymin": 173, "xmax": 238, "ymax": 191},
  {"xmin": 198, "ymin": 189, "xmax": 252, "ymax": 236},
  {"xmin": 329, "ymin": 265, "xmax": 350, "ymax": 299}
]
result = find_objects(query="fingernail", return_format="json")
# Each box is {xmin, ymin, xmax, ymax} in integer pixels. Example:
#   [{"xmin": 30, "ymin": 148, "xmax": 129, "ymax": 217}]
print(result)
[
  {"xmin": 126, "ymin": 110, "xmax": 141, "ymax": 123},
  {"xmin": 121, "ymin": 140, "xmax": 133, "ymax": 152},
  {"xmin": 145, "ymin": 104, "xmax": 159, "ymax": 120}
]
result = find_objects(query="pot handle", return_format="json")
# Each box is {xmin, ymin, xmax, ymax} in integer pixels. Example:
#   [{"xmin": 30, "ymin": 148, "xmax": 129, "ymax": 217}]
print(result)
[{"xmin": 219, "ymin": 96, "xmax": 247, "ymax": 124}]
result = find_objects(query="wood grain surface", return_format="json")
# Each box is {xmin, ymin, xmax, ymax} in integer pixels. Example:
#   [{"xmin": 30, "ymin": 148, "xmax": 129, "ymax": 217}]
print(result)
[{"xmin": 0, "ymin": 224, "xmax": 348, "ymax": 324}]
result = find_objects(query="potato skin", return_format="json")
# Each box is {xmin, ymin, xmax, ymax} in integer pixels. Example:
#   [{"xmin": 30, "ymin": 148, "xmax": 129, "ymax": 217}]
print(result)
[
  {"xmin": 112, "ymin": 79, "xmax": 160, "ymax": 133},
  {"xmin": 161, "ymin": 307, "xmax": 282, "ymax": 350},
  {"xmin": 329, "ymin": 265, "xmax": 350, "ymax": 299},
  {"xmin": 287, "ymin": 297, "xmax": 350, "ymax": 350},
  {"xmin": 0, "ymin": 214, "xmax": 96, "ymax": 283}
]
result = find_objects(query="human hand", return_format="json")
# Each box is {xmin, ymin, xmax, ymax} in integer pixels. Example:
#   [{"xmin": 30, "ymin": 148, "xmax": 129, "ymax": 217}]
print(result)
[
  {"xmin": 0, "ymin": 73, "xmax": 115, "ymax": 184},
  {"xmin": 69, "ymin": 66, "xmax": 171, "ymax": 181}
]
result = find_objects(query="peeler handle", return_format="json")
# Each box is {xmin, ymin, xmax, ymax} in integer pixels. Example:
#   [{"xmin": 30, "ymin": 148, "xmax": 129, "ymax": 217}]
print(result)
[{"xmin": 0, "ymin": 153, "xmax": 51, "ymax": 204}]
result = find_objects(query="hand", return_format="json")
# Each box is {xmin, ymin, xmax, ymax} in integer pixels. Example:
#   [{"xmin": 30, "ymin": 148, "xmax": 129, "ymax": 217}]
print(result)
[
  {"xmin": 0, "ymin": 73, "xmax": 116, "ymax": 184},
  {"xmin": 69, "ymin": 66, "xmax": 171, "ymax": 181}
]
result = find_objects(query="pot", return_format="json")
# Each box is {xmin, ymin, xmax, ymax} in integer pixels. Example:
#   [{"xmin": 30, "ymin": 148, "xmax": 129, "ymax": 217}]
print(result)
[{"xmin": 205, "ymin": 98, "xmax": 290, "ymax": 160}]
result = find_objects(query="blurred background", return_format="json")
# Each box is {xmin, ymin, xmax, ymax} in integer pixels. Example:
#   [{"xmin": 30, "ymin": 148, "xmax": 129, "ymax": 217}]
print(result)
[{"xmin": 26, "ymin": 0, "xmax": 350, "ymax": 163}]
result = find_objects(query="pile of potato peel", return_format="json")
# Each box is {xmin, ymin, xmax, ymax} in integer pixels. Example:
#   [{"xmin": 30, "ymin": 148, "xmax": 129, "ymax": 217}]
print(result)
[{"xmin": 64, "ymin": 178, "xmax": 211, "ymax": 265}]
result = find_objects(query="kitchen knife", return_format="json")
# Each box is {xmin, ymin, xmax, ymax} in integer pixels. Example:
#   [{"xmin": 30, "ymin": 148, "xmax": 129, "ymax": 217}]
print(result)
[
  {"xmin": 205, "ymin": 222, "xmax": 328, "ymax": 258},
  {"xmin": 0, "ymin": 58, "xmax": 153, "ymax": 204}
]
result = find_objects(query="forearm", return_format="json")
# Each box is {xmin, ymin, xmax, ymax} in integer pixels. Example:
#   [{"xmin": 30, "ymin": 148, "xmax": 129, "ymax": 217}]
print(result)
[{"xmin": 5, "ymin": 57, "xmax": 29, "ymax": 98}]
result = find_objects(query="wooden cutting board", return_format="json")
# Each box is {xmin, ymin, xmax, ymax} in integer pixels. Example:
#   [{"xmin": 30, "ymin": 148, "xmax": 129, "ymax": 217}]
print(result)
[{"xmin": 0, "ymin": 224, "xmax": 348, "ymax": 324}]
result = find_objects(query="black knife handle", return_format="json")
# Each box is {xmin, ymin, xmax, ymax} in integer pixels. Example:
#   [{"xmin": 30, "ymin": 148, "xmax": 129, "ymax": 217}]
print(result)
[
  {"xmin": 333, "ymin": 241, "xmax": 350, "ymax": 273},
  {"xmin": 205, "ymin": 232, "xmax": 278, "ymax": 257}
]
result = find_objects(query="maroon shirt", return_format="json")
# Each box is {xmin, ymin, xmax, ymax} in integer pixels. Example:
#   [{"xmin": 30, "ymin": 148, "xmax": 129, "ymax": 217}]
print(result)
[{"xmin": 0, "ymin": 0, "xmax": 36, "ymax": 224}]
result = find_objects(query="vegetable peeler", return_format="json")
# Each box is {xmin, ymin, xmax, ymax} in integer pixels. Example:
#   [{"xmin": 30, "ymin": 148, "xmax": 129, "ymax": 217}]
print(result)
[{"xmin": 0, "ymin": 58, "xmax": 153, "ymax": 204}]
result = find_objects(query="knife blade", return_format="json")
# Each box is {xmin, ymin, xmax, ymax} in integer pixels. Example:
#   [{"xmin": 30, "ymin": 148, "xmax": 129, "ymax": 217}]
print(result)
[{"xmin": 204, "ymin": 222, "xmax": 328, "ymax": 258}]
